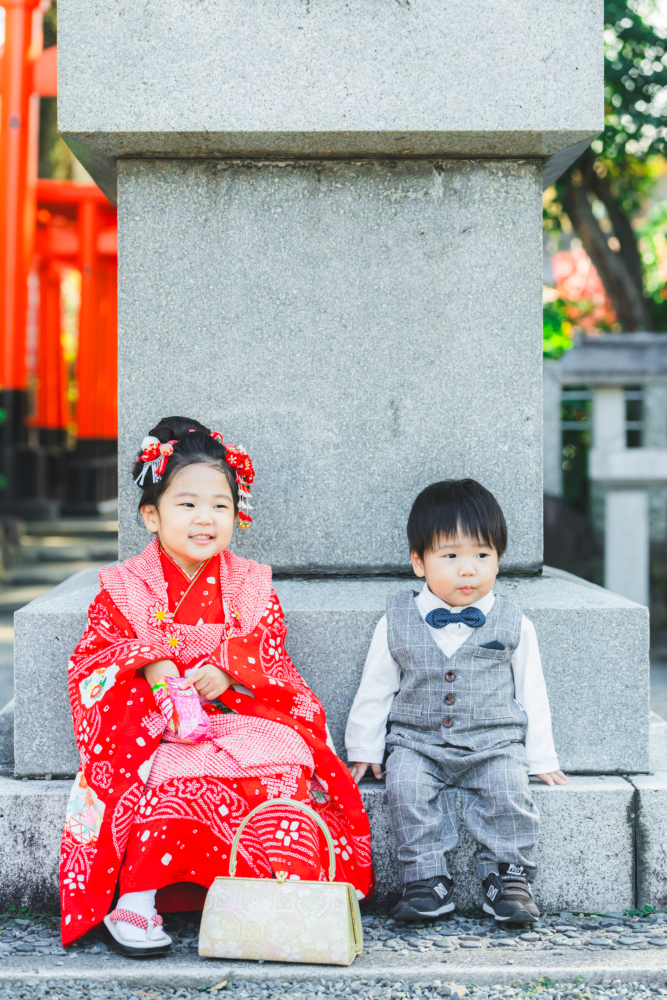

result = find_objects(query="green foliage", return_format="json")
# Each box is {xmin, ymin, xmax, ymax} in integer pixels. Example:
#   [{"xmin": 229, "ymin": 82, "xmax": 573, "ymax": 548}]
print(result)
[
  {"xmin": 638, "ymin": 198, "xmax": 667, "ymax": 297},
  {"xmin": 602, "ymin": 1, "xmax": 667, "ymax": 161},
  {"xmin": 553, "ymin": 0, "xmax": 667, "ymax": 207},
  {"xmin": 0, "ymin": 906, "xmax": 58, "ymax": 928},
  {"xmin": 43, "ymin": 2, "xmax": 57, "ymax": 49},
  {"xmin": 543, "ymin": 300, "xmax": 575, "ymax": 359},
  {"xmin": 38, "ymin": 4, "xmax": 74, "ymax": 181}
]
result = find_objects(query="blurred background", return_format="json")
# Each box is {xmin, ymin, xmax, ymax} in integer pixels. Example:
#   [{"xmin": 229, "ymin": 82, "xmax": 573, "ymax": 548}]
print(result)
[
  {"xmin": 0, "ymin": 0, "xmax": 118, "ymax": 737},
  {"xmin": 3, "ymin": 2, "xmax": 667, "ymax": 720},
  {"xmin": 542, "ymin": 0, "xmax": 667, "ymax": 720}
]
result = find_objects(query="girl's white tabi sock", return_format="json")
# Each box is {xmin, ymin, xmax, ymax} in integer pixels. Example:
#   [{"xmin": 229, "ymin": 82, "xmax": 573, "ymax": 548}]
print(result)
[{"xmin": 115, "ymin": 889, "xmax": 165, "ymax": 941}]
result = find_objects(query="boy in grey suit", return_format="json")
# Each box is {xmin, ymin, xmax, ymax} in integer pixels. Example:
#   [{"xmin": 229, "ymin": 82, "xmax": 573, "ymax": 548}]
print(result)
[{"xmin": 346, "ymin": 479, "xmax": 567, "ymax": 923}]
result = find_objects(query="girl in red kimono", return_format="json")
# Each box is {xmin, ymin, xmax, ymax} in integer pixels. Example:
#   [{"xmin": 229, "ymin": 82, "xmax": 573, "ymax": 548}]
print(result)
[{"xmin": 60, "ymin": 416, "xmax": 373, "ymax": 956}]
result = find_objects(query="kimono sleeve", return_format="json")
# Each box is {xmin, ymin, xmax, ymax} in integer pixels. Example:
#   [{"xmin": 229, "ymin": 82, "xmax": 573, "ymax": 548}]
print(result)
[
  {"xmin": 68, "ymin": 590, "xmax": 167, "ymax": 761},
  {"xmin": 70, "ymin": 589, "xmax": 165, "ymax": 676},
  {"xmin": 210, "ymin": 590, "xmax": 329, "ymax": 744}
]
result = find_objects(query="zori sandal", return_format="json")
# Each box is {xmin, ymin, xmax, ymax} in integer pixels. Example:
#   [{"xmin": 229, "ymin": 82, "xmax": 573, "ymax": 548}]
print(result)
[{"xmin": 103, "ymin": 908, "xmax": 172, "ymax": 957}]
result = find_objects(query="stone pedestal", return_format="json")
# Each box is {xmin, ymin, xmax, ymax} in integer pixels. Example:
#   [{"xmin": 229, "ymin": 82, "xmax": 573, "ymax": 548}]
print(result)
[
  {"xmin": 13, "ymin": 565, "xmax": 649, "ymax": 779},
  {"xmin": 117, "ymin": 158, "xmax": 544, "ymax": 573},
  {"xmin": 7, "ymin": 0, "xmax": 649, "ymax": 918},
  {"xmin": 0, "ymin": 774, "xmax": 637, "ymax": 915}
]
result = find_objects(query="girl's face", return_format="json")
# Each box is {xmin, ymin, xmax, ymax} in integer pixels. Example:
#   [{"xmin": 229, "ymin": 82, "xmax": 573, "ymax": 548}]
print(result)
[{"xmin": 141, "ymin": 462, "xmax": 236, "ymax": 574}]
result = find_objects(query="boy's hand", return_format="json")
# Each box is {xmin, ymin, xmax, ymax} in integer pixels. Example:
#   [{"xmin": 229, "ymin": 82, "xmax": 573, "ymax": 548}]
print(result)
[
  {"xmin": 534, "ymin": 769, "xmax": 569, "ymax": 786},
  {"xmin": 143, "ymin": 659, "xmax": 179, "ymax": 688},
  {"xmin": 349, "ymin": 762, "xmax": 383, "ymax": 784},
  {"xmin": 186, "ymin": 663, "xmax": 234, "ymax": 701}
]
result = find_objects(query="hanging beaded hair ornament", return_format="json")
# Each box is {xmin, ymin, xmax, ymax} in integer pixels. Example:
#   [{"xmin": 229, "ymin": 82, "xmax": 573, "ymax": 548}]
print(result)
[{"xmin": 135, "ymin": 430, "xmax": 255, "ymax": 528}]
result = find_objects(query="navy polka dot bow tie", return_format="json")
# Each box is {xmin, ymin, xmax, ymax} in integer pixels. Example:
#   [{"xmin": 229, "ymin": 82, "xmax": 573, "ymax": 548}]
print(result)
[{"xmin": 425, "ymin": 606, "xmax": 487, "ymax": 629}]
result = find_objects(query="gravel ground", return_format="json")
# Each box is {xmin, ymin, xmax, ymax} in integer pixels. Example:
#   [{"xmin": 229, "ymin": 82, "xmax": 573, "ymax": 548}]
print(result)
[
  {"xmin": 3, "ymin": 911, "xmax": 667, "ymax": 997},
  {"xmin": 3, "ymin": 911, "xmax": 667, "ymax": 962}
]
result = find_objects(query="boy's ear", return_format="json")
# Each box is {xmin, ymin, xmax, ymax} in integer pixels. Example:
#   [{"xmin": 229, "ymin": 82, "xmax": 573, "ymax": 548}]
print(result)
[{"xmin": 410, "ymin": 551, "xmax": 426, "ymax": 578}]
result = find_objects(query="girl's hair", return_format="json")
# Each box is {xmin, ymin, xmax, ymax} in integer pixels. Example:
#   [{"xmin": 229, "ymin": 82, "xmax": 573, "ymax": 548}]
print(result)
[{"xmin": 133, "ymin": 416, "xmax": 239, "ymax": 513}]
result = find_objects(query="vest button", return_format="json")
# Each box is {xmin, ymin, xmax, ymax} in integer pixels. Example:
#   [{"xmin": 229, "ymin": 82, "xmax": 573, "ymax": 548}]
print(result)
[
  {"xmin": 445, "ymin": 672, "xmax": 456, "ymax": 682},
  {"xmin": 445, "ymin": 694, "xmax": 455, "ymax": 706},
  {"xmin": 443, "ymin": 717, "xmax": 453, "ymax": 728}
]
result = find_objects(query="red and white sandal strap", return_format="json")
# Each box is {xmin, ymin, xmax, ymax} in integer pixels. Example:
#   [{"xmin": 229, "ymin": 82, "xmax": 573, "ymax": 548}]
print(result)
[{"xmin": 108, "ymin": 908, "xmax": 163, "ymax": 930}]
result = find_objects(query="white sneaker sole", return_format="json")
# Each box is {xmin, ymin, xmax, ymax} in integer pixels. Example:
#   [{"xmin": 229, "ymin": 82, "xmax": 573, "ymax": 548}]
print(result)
[
  {"xmin": 103, "ymin": 915, "xmax": 172, "ymax": 957},
  {"xmin": 482, "ymin": 901, "xmax": 538, "ymax": 923},
  {"xmin": 394, "ymin": 899, "xmax": 456, "ymax": 920}
]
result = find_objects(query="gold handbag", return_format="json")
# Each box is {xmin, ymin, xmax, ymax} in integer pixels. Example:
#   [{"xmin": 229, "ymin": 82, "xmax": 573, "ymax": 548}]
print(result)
[{"xmin": 199, "ymin": 798, "xmax": 364, "ymax": 965}]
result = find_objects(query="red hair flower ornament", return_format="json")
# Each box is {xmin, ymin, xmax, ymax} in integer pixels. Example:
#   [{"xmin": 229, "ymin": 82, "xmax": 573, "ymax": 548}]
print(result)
[
  {"xmin": 135, "ymin": 430, "xmax": 255, "ymax": 528},
  {"xmin": 224, "ymin": 443, "xmax": 255, "ymax": 528}
]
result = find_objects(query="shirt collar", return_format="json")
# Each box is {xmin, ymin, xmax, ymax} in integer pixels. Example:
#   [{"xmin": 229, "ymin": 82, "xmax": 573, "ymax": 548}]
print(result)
[{"xmin": 416, "ymin": 581, "xmax": 495, "ymax": 618}]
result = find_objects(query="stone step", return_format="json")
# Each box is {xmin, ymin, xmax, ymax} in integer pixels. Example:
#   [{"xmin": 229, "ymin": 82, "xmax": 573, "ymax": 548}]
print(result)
[
  {"xmin": 21, "ymin": 520, "xmax": 118, "ymax": 538},
  {"xmin": 13, "ymin": 567, "xmax": 649, "ymax": 778},
  {"xmin": 20, "ymin": 540, "xmax": 118, "ymax": 565},
  {"xmin": 4, "ymin": 943, "xmax": 667, "ymax": 988},
  {"xmin": 0, "ymin": 775, "xmax": 639, "ymax": 915},
  {"xmin": 5, "ymin": 562, "xmax": 110, "ymax": 588}
]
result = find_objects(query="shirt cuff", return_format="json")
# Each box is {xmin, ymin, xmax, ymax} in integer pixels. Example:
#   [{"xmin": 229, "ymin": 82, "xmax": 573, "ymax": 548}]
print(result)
[
  {"xmin": 346, "ymin": 746, "xmax": 385, "ymax": 765},
  {"xmin": 528, "ymin": 757, "xmax": 560, "ymax": 776}
]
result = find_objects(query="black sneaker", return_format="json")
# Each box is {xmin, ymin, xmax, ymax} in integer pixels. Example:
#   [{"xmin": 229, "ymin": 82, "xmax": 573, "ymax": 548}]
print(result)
[
  {"xmin": 482, "ymin": 863, "xmax": 540, "ymax": 922},
  {"xmin": 392, "ymin": 875, "xmax": 455, "ymax": 922}
]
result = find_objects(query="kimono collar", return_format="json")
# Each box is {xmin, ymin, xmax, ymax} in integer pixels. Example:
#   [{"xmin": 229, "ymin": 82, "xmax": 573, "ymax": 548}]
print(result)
[{"xmin": 99, "ymin": 538, "xmax": 272, "ymax": 641}]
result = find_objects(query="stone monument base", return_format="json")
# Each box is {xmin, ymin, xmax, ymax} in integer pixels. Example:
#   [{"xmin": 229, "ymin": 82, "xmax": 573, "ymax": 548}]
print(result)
[
  {"xmin": 13, "ymin": 568, "xmax": 649, "ymax": 778},
  {"xmin": 6, "ymin": 565, "xmax": 654, "ymax": 915},
  {"xmin": 0, "ymin": 774, "xmax": 640, "ymax": 914}
]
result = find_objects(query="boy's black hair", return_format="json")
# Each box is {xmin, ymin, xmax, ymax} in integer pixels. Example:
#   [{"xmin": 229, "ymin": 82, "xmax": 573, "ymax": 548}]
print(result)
[
  {"xmin": 407, "ymin": 479, "xmax": 507, "ymax": 560},
  {"xmin": 132, "ymin": 415, "xmax": 239, "ymax": 514}
]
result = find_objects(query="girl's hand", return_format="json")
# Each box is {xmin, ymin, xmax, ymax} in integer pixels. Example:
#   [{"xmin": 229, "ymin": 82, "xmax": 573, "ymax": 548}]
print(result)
[
  {"xmin": 186, "ymin": 663, "xmax": 234, "ymax": 701},
  {"xmin": 534, "ymin": 769, "xmax": 569, "ymax": 786},
  {"xmin": 143, "ymin": 659, "xmax": 180, "ymax": 688},
  {"xmin": 349, "ymin": 762, "xmax": 383, "ymax": 784}
]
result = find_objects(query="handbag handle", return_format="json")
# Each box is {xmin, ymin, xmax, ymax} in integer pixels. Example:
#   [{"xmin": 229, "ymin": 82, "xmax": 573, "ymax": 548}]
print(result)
[{"xmin": 228, "ymin": 797, "xmax": 337, "ymax": 883}]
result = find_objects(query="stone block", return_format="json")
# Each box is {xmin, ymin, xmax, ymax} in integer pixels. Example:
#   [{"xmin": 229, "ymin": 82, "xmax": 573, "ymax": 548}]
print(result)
[
  {"xmin": 0, "ymin": 700, "xmax": 13, "ymax": 779},
  {"xmin": 58, "ymin": 0, "xmax": 602, "ymax": 162},
  {"xmin": 14, "ymin": 572, "xmax": 99, "ymax": 779},
  {"xmin": 0, "ymin": 775, "xmax": 635, "ymax": 914},
  {"xmin": 117, "ymin": 158, "xmax": 544, "ymax": 574},
  {"xmin": 13, "ymin": 566, "xmax": 649, "ymax": 778},
  {"xmin": 0, "ymin": 778, "xmax": 68, "ymax": 913},
  {"xmin": 633, "ymin": 772, "xmax": 667, "ymax": 911},
  {"xmin": 281, "ymin": 571, "xmax": 649, "ymax": 773},
  {"xmin": 365, "ymin": 775, "xmax": 636, "ymax": 912}
]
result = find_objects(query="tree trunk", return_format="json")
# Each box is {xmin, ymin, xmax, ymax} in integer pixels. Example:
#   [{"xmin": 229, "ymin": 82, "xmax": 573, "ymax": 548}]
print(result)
[{"xmin": 561, "ymin": 151, "xmax": 652, "ymax": 331}]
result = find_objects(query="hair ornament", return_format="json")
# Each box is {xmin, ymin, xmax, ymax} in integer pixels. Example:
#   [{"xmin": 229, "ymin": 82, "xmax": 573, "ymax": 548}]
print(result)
[
  {"xmin": 224, "ymin": 443, "xmax": 255, "ymax": 528},
  {"xmin": 135, "ymin": 439, "xmax": 177, "ymax": 485},
  {"xmin": 135, "ymin": 428, "xmax": 256, "ymax": 527}
]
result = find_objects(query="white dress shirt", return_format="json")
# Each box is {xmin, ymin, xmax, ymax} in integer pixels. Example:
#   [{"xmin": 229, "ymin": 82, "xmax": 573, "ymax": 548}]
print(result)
[{"xmin": 345, "ymin": 584, "xmax": 559, "ymax": 775}]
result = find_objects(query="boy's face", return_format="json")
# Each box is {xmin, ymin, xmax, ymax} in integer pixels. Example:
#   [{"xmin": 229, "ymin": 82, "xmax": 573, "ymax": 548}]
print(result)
[{"xmin": 411, "ymin": 531, "xmax": 499, "ymax": 607}]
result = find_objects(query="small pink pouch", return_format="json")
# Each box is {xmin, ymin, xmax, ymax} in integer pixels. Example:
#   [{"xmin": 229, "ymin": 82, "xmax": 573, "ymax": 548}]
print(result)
[{"xmin": 152, "ymin": 677, "xmax": 211, "ymax": 742}]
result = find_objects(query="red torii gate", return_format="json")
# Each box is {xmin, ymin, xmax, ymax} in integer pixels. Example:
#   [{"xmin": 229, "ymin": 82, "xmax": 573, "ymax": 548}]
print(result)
[{"xmin": 0, "ymin": 2, "xmax": 118, "ymax": 515}]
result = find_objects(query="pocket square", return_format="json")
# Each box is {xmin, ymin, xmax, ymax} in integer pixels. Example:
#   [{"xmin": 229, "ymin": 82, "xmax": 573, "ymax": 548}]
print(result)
[{"xmin": 480, "ymin": 640, "xmax": 505, "ymax": 650}]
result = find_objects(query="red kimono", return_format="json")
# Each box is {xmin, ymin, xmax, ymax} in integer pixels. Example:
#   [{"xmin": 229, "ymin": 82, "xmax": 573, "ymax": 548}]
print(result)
[{"xmin": 60, "ymin": 540, "xmax": 373, "ymax": 946}]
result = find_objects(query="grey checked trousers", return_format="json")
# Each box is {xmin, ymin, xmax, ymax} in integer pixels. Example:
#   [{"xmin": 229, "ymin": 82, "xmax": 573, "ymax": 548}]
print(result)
[{"xmin": 385, "ymin": 742, "xmax": 540, "ymax": 883}]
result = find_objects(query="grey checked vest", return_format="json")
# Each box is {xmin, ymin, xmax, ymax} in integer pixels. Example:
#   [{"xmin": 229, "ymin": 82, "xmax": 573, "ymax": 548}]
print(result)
[{"xmin": 386, "ymin": 591, "xmax": 527, "ymax": 752}]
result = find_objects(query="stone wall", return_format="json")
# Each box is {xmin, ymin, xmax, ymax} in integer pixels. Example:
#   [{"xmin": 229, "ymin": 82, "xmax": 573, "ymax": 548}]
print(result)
[{"xmin": 117, "ymin": 158, "xmax": 543, "ymax": 572}]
